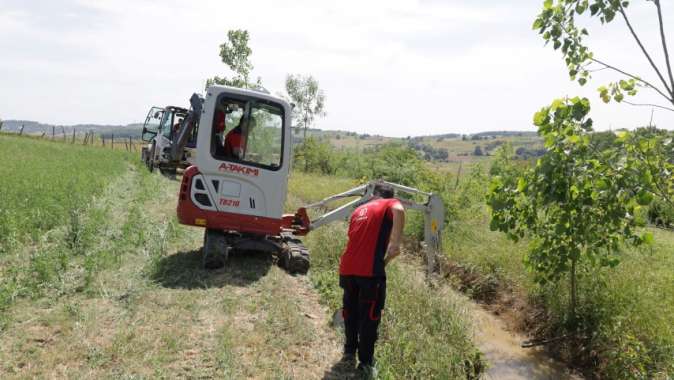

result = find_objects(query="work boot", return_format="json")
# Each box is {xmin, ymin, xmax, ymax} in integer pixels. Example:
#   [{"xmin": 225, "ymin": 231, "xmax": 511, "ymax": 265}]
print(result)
[
  {"xmin": 341, "ymin": 352, "xmax": 356, "ymax": 367},
  {"xmin": 356, "ymin": 363, "xmax": 378, "ymax": 379}
]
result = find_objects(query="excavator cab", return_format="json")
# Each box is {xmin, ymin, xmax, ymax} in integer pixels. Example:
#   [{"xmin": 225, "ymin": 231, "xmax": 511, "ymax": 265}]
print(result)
[{"xmin": 181, "ymin": 86, "xmax": 292, "ymax": 226}]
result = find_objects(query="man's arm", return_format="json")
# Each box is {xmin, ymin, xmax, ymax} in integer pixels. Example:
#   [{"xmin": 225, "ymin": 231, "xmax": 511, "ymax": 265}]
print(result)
[{"xmin": 384, "ymin": 202, "xmax": 405, "ymax": 266}]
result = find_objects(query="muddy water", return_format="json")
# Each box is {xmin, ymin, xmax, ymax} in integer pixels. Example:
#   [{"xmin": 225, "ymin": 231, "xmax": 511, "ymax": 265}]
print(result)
[{"xmin": 469, "ymin": 303, "xmax": 581, "ymax": 380}]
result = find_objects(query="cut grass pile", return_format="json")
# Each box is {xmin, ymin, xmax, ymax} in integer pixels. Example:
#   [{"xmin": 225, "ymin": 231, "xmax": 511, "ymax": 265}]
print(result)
[{"xmin": 288, "ymin": 171, "xmax": 485, "ymax": 379}]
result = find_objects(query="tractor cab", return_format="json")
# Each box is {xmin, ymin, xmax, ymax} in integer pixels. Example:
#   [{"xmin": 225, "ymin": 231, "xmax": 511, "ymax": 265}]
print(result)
[
  {"xmin": 178, "ymin": 85, "xmax": 294, "ymax": 237},
  {"xmin": 140, "ymin": 105, "xmax": 197, "ymax": 172}
]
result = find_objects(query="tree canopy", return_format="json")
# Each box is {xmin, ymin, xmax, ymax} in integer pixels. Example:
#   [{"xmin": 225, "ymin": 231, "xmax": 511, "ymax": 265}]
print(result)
[
  {"xmin": 285, "ymin": 74, "xmax": 326, "ymax": 140},
  {"xmin": 533, "ymin": 0, "xmax": 674, "ymax": 111},
  {"xmin": 207, "ymin": 30, "xmax": 262, "ymax": 89}
]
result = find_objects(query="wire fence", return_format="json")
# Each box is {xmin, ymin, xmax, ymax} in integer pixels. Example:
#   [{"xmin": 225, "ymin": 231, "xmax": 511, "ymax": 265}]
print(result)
[{"xmin": 0, "ymin": 125, "xmax": 143, "ymax": 152}]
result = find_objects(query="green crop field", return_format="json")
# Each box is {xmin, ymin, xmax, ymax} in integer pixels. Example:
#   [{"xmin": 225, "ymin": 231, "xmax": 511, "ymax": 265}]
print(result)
[
  {"xmin": 0, "ymin": 133, "xmax": 144, "ymax": 321},
  {"xmin": 0, "ymin": 134, "xmax": 130, "ymax": 249}
]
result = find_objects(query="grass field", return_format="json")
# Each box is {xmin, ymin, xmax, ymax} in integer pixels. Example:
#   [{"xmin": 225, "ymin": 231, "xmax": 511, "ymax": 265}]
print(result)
[{"xmin": 0, "ymin": 134, "xmax": 138, "ymax": 319}]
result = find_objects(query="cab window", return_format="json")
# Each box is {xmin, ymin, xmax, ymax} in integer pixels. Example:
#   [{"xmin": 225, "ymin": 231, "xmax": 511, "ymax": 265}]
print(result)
[
  {"xmin": 211, "ymin": 95, "xmax": 284, "ymax": 170},
  {"xmin": 160, "ymin": 111, "xmax": 174, "ymax": 139}
]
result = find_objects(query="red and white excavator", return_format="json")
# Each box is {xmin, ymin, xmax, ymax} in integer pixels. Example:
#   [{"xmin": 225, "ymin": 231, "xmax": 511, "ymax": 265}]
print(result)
[{"xmin": 166, "ymin": 85, "xmax": 444, "ymax": 274}]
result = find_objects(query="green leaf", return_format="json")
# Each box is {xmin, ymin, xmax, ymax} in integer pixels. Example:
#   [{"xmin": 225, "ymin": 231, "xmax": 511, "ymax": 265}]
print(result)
[
  {"xmin": 642, "ymin": 232, "xmax": 654, "ymax": 245},
  {"xmin": 517, "ymin": 177, "xmax": 527, "ymax": 192},
  {"xmin": 544, "ymin": 0, "xmax": 553, "ymax": 10},
  {"xmin": 570, "ymin": 185, "xmax": 580, "ymax": 199},
  {"xmin": 637, "ymin": 191, "xmax": 653, "ymax": 206},
  {"xmin": 590, "ymin": 3, "xmax": 600, "ymax": 15},
  {"xmin": 578, "ymin": 78, "xmax": 587, "ymax": 85},
  {"xmin": 575, "ymin": 3, "xmax": 586, "ymax": 14},
  {"xmin": 533, "ymin": 109, "xmax": 549, "ymax": 126}
]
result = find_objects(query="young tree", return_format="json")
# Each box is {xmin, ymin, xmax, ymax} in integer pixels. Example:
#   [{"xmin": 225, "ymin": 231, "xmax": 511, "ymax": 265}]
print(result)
[
  {"xmin": 533, "ymin": 0, "xmax": 674, "ymax": 111},
  {"xmin": 207, "ymin": 30, "xmax": 262, "ymax": 89},
  {"xmin": 487, "ymin": 97, "xmax": 653, "ymax": 317},
  {"xmin": 285, "ymin": 74, "xmax": 326, "ymax": 141},
  {"xmin": 487, "ymin": 1, "xmax": 674, "ymax": 322}
]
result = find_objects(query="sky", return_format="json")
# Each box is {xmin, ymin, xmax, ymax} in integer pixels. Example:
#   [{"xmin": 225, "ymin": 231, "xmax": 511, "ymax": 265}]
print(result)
[{"xmin": 0, "ymin": 0, "xmax": 673, "ymax": 137}]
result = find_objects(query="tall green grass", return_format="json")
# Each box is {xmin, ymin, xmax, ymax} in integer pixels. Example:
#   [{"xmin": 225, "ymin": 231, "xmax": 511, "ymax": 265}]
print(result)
[
  {"xmin": 0, "ymin": 134, "xmax": 133, "ymax": 321},
  {"xmin": 0, "ymin": 134, "xmax": 130, "ymax": 251}
]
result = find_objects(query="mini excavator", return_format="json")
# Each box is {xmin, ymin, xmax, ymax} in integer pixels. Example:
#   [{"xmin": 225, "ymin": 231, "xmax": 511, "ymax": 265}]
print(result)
[{"xmin": 159, "ymin": 85, "xmax": 444, "ymax": 274}]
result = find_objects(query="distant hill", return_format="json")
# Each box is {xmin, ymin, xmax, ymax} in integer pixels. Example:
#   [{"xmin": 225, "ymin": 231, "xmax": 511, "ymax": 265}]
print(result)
[
  {"xmin": 1, "ymin": 120, "xmax": 144, "ymax": 138},
  {"xmin": 470, "ymin": 131, "xmax": 538, "ymax": 138},
  {"xmin": 0, "ymin": 119, "xmax": 537, "ymax": 142}
]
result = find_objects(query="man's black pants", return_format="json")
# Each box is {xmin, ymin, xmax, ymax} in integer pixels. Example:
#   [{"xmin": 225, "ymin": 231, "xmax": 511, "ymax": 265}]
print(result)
[{"xmin": 339, "ymin": 275, "xmax": 387, "ymax": 366}]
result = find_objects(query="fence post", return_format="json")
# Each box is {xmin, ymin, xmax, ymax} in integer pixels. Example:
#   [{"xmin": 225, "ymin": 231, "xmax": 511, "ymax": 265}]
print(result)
[
  {"xmin": 111, "ymin": 134, "xmax": 114, "ymax": 149},
  {"xmin": 71, "ymin": 128, "xmax": 76, "ymax": 143},
  {"xmin": 52, "ymin": 126, "xmax": 55, "ymax": 139},
  {"xmin": 20, "ymin": 125, "xmax": 25, "ymax": 135},
  {"xmin": 102, "ymin": 135, "xmax": 105, "ymax": 147},
  {"xmin": 62, "ymin": 126, "xmax": 66, "ymax": 141}
]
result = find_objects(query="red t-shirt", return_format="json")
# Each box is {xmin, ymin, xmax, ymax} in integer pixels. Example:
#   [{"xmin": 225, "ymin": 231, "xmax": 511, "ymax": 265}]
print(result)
[
  {"xmin": 223, "ymin": 127, "xmax": 245, "ymax": 158},
  {"xmin": 339, "ymin": 198, "xmax": 401, "ymax": 277},
  {"xmin": 214, "ymin": 111, "xmax": 226, "ymax": 133}
]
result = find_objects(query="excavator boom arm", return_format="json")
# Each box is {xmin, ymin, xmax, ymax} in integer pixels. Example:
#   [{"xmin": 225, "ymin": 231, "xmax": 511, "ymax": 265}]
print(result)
[
  {"xmin": 169, "ymin": 93, "xmax": 204, "ymax": 163},
  {"xmin": 299, "ymin": 181, "xmax": 445, "ymax": 274}
]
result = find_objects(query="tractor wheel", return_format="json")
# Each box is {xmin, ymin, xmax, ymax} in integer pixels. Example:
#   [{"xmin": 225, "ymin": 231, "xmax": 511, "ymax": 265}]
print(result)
[
  {"xmin": 203, "ymin": 229, "xmax": 228, "ymax": 269},
  {"xmin": 148, "ymin": 143, "xmax": 156, "ymax": 173}
]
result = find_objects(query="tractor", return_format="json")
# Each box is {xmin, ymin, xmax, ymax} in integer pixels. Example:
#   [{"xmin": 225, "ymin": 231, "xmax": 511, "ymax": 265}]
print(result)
[
  {"xmin": 140, "ymin": 105, "xmax": 198, "ymax": 174},
  {"xmin": 169, "ymin": 85, "xmax": 445, "ymax": 274}
]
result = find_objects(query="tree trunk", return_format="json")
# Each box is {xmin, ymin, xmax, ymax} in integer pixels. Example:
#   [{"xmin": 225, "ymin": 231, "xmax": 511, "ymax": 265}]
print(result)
[{"xmin": 570, "ymin": 258, "xmax": 578, "ymax": 321}]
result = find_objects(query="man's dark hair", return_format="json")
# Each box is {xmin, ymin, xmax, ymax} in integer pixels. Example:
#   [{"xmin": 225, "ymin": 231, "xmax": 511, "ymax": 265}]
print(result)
[{"xmin": 373, "ymin": 182, "xmax": 394, "ymax": 199}]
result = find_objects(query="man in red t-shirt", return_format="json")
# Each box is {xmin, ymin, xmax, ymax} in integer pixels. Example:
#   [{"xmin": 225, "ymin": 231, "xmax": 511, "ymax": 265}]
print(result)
[
  {"xmin": 222, "ymin": 116, "xmax": 255, "ymax": 159},
  {"xmin": 223, "ymin": 124, "xmax": 245, "ymax": 158},
  {"xmin": 338, "ymin": 183, "xmax": 405, "ymax": 375}
]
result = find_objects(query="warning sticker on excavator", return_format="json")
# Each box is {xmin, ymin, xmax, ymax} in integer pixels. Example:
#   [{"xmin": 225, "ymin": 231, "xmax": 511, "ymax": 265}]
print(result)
[{"xmin": 431, "ymin": 219, "xmax": 438, "ymax": 233}]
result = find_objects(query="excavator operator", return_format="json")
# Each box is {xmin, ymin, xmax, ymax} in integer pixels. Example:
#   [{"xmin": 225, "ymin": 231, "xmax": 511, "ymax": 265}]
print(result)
[
  {"xmin": 213, "ymin": 103, "xmax": 256, "ymax": 160},
  {"xmin": 223, "ymin": 115, "xmax": 256, "ymax": 159}
]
